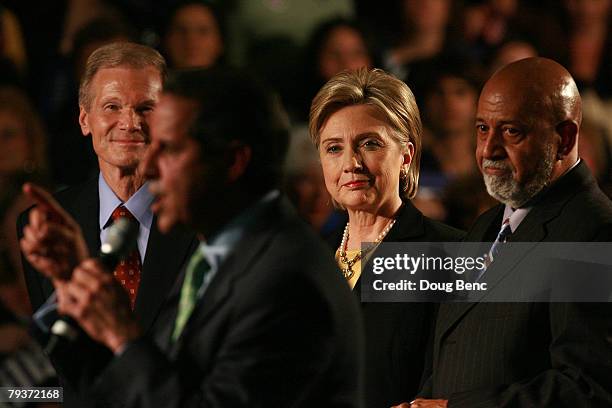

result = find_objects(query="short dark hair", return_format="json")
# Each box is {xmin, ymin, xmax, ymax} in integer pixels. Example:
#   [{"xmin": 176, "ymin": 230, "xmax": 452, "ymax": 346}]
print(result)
[
  {"xmin": 416, "ymin": 56, "xmax": 485, "ymax": 105},
  {"xmin": 164, "ymin": 67, "xmax": 289, "ymax": 195}
]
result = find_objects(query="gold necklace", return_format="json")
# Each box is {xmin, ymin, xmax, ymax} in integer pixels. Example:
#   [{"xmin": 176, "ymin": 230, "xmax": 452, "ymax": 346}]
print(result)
[{"xmin": 338, "ymin": 218, "xmax": 396, "ymax": 280}]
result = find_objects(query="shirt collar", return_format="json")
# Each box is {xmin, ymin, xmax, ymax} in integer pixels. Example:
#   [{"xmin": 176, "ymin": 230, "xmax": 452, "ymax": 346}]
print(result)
[
  {"xmin": 565, "ymin": 158, "xmax": 581, "ymax": 174},
  {"xmin": 98, "ymin": 173, "xmax": 154, "ymax": 230},
  {"xmin": 502, "ymin": 205, "xmax": 531, "ymax": 233}
]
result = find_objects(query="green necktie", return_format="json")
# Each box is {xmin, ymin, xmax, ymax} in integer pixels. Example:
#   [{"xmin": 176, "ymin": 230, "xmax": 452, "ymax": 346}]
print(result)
[{"xmin": 172, "ymin": 250, "xmax": 210, "ymax": 342}]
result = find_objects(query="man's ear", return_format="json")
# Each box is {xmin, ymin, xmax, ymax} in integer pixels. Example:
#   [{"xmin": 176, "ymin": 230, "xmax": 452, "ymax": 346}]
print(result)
[
  {"xmin": 226, "ymin": 142, "xmax": 252, "ymax": 183},
  {"xmin": 555, "ymin": 120, "xmax": 578, "ymax": 160},
  {"xmin": 79, "ymin": 106, "xmax": 91, "ymax": 136}
]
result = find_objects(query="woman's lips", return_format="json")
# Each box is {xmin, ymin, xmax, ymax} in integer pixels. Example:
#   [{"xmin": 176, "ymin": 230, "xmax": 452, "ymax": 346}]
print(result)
[{"xmin": 342, "ymin": 180, "xmax": 370, "ymax": 189}]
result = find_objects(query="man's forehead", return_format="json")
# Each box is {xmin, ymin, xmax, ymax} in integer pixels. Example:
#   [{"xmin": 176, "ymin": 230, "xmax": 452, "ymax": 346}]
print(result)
[
  {"xmin": 91, "ymin": 66, "xmax": 162, "ymax": 97},
  {"xmin": 478, "ymin": 86, "xmax": 517, "ymax": 114},
  {"xmin": 478, "ymin": 81, "xmax": 543, "ymax": 119},
  {"xmin": 92, "ymin": 66, "xmax": 161, "ymax": 86}
]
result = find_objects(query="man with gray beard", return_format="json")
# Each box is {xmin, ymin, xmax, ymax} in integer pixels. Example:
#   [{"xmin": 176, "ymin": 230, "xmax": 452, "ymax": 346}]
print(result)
[{"xmin": 400, "ymin": 58, "xmax": 612, "ymax": 407}]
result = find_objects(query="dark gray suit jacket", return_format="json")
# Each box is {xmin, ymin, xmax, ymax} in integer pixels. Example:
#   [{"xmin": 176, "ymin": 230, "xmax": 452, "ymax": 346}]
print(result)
[
  {"xmin": 18, "ymin": 176, "xmax": 198, "ymax": 407},
  {"xmin": 420, "ymin": 162, "xmax": 612, "ymax": 407},
  {"xmin": 69, "ymin": 196, "xmax": 365, "ymax": 408}
]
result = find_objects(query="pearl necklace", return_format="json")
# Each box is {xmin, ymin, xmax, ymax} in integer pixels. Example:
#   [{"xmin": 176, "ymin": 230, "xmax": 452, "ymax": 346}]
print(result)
[{"xmin": 338, "ymin": 218, "xmax": 396, "ymax": 280}]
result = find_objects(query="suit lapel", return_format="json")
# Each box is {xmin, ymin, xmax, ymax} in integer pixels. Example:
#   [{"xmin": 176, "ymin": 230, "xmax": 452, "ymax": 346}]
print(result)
[
  {"xmin": 357, "ymin": 201, "xmax": 426, "ymax": 304},
  {"xmin": 385, "ymin": 201, "xmax": 426, "ymax": 242},
  {"xmin": 437, "ymin": 162, "xmax": 595, "ymax": 340},
  {"xmin": 77, "ymin": 182, "xmax": 101, "ymax": 257},
  {"xmin": 468, "ymin": 166, "xmax": 591, "ymax": 302},
  {"xmin": 436, "ymin": 206, "xmax": 503, "ymax": 341},
  {"xmin": 172, "ymin": 197, "xmax": 288, "ymax": 346},
  {"xmin": 136, "ymin": 222, "xmax": 198, "ymax": 332}
]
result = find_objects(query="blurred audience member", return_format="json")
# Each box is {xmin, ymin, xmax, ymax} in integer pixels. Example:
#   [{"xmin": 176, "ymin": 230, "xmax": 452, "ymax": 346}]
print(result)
[
  {"xmin": 224, "ymin": 1, "xmax": 354, "ymax": 122},
  {"xmin": 545, "ymin": 0, "xmax": 612, "ymax": 140},
  {"xmin": 413, "ymin": 58, "xmax": 483, "ymax": 220},
  {"xmin": 162, "ymin": 1, "xmax": 225, "ymax": 69},
  {"xmin": 0, "ymin": 87, "xmax": 49, "ymax": 316},
  {"xmin": 579, "ymin": 117, "xmax": 612, "ymax": 198},
  {"xmin": 316, "ymin": 19, "xmax": 373, "ymax": 83},
  {"xmin": 463, "ymin": 0, "xmax": 519, "ymax": 52},
  {"xmin": 460, "ymin": 0, "xmax": 551, "ymax": 63},
  {"xmin": 421, "ymin": 59, "xmax": 482, "ymax": 178},
  {"xmin": 0, "ymin": 5, "xmax": 26, "ymax": 86},
  {"xmin": 489, "ymin": 38, "xmax": 538, "ymax": 73},
  {"xmin": 224, "ymin": 0, "xmax": 353, "ymax": 67},
  {"xmin": 58, "ymin": 0, "xmax": 119, "ymax": 56},
  {"xmin": 382, "ymin": 0, "xmax": 456, "ymax": 81},
  {"xmin": 559, "ymin": 0, "xmax": 611, "ymax": 98},
  {"xmin": 293, "ymin": 18, "xmax": 374, "ymax": 121},
  {"xmin": 284, "ymin": 128, "xmax": 345, "ymax": 239}
]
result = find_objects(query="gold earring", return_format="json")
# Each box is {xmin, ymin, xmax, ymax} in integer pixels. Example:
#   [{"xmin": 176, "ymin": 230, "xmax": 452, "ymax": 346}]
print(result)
[{"xmin": 400, "ymin": 167, "xmax": 408, "ymax": 192}]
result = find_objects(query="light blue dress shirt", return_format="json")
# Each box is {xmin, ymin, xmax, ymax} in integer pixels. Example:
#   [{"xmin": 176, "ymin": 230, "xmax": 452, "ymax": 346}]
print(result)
[{"xmin": 98, "ymin": 173, "xmax": 154, "ymax": 263}]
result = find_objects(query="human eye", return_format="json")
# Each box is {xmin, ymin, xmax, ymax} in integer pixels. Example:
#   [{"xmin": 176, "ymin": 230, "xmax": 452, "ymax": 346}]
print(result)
[
  {"xmin": 361, "ymin": 138, "xmax": 382, "ymax": 150},
  {"xmin": 103, "ymin": 103, "xmax": 120, "ymax": 112},
  {"xmin": 325, "ymin": 144, "xmax": 342, "ymax": 154},
  {"xmin": 475, "ymin": 123, "xmax": 489, "ymax": 134},
  {"xmin": 502, "ymin": 126, "xmax": 523, "ymax": 140}
]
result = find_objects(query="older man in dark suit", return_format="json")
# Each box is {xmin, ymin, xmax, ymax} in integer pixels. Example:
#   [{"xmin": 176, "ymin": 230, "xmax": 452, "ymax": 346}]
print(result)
[
  {"xmin": 402, "ymin": 58, "xmax": 612, "ymax": 407},
  {"xmin": 18, "ymin": 42, "xmax": 197, "ymax": 407},
  {"xmin": 32, "ymin": 68, "xmax": 363, "ymax": 407}
]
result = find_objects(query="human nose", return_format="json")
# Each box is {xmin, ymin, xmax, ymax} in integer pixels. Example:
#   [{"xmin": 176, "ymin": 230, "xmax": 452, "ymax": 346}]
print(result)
[
  {"xmin": 342, "ymin": 149, "xmax": 364, "ymax": 172},
  {"xmin": 478, "ymin": 129, "xmax": 505, "ymax": 160},
  {"xmin": 118, "ymin": 108, "xmax": 142, "ymax": 131}
]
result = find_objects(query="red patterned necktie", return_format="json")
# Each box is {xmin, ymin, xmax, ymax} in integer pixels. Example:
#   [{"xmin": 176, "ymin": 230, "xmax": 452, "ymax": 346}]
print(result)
[{"xmin": 110, "ymin": 205, "xmax": 142, "ymax": 310}]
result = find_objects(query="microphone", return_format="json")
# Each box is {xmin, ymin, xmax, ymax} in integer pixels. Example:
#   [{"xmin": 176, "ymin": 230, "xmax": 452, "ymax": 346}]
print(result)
[
  {"xmin": 100, "ymin": 217, "xmax": 140, "ymax": 270},
  {"xmin": 48, "ymin": 217, "xmax": 139, "ymax": 343}
]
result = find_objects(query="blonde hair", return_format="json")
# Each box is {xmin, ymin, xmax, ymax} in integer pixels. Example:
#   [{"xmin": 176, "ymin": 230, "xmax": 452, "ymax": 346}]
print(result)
[{"xmin": 309, "ymin": 68, "xmax": 422, "ymax": 199}]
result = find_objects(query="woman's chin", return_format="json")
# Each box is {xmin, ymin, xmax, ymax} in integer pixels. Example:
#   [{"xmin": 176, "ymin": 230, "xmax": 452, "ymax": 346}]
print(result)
[{"xmin": 339, "ymin": 198, "xmax": 376, "ymax": 213}]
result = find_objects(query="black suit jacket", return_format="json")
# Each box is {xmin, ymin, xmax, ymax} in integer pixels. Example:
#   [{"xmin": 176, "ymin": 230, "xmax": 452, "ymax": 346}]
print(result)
[
  {"xmin": 18, "ymin": 177, "xmax": 198, "ymax": 407},
  {"xmin": 330, "ymin": 201, "xmax": 464, "ymax": 408},
  {"xmin": 421, "ymin": 162, "xmax": 612, "ymax": 407},
  {"xmin": 62, "ymin": 196, "xmax": 365, "ymax": 408}
]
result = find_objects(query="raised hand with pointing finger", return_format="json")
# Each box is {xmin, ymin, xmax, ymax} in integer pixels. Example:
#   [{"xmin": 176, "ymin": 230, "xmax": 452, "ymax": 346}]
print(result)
[{"xmin": 19, "ymin": 183, "xmax": 89, "ymax": 284}]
